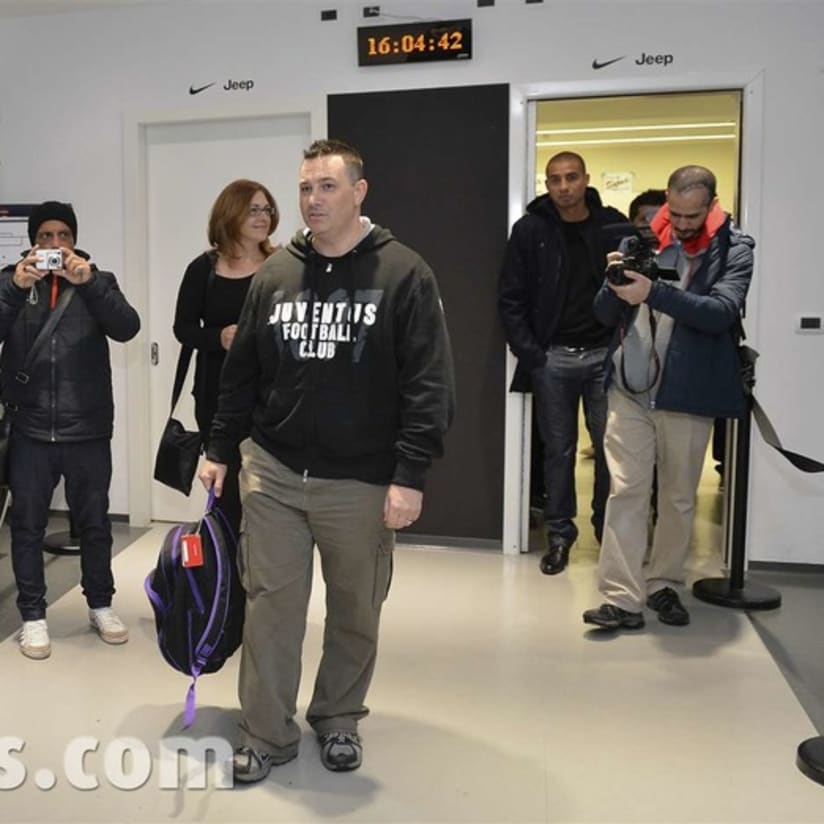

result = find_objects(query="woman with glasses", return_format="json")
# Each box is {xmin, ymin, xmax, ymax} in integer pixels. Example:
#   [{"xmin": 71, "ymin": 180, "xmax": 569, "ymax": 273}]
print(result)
[{"xmin": 173, "ymin": 179, "xmax": 279, "ymax": 534}]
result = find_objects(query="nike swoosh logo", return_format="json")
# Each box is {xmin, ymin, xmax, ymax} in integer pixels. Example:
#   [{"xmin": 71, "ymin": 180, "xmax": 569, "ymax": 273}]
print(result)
[
  {"xmin": 189, "ymin": 82, "xmax": 216, "ymax": 95},
  {"xmin": 591, "ymin": 56, "xmax": 625, "ymax": 70}
]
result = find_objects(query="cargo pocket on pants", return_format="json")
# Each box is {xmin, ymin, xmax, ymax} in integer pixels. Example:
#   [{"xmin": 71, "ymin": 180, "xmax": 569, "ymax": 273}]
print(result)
[
  {"xmin": 236, "ymin": 514, "xmax": 250, "ymax": 593},
  {"xmin": 372, "ymin": 532, "xmax": 395, "ymax": 609}
]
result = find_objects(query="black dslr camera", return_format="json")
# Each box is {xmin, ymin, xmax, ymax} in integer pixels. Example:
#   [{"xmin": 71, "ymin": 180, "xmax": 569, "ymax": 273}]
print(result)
[{"xmin": 606, "ymin": 230, "xmax": 678, "ymax": 286}]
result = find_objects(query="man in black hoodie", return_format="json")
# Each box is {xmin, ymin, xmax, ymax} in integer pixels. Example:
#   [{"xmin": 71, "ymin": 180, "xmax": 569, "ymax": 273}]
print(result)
[
  {"xmin": 200, "ymin": 139, "xmax": 454, "ymax": 782},
  {"xmin": 499, "ymin": 152, "xmax": 626, "ymax": 574}
]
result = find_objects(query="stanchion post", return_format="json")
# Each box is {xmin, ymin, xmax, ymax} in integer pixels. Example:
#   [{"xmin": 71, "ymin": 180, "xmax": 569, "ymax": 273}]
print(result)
[
  {"xmin": 43, "ymin": 511, "xmax": 81, "ymax": 556},
  {"xmin": 692, "ymin": 352, "xmax": 781, "ymax": 609}
]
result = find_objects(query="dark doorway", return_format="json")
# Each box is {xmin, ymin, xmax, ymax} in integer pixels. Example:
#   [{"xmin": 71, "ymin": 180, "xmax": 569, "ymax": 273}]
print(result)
[{"xmin": 329, "ymin": 84, "xmax": 509, "ymax": 544}]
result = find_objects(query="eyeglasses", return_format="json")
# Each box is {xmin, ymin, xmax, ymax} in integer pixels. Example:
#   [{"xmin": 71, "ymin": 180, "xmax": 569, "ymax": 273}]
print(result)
[{"xmin": 248, "ymin": 205, "xmax": 275, "ymax": 218}]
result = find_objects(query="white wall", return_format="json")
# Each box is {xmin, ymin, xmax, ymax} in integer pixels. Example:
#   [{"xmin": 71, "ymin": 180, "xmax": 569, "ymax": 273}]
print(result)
[{"xmin": 1, "ymin": 0, "xmax": 822, "ymax": 562}]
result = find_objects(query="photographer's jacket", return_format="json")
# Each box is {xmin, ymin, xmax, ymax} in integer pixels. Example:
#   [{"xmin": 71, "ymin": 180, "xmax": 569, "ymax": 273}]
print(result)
[
  {"xmin": 498, "ymin": 187, "xmax": 626, "ymax": 392},
  {"xmin": 0, "ymin": 257, "xmax": 140, "ymax": 441},
  {"xmin": 594, "ymin": 212, "xmax": 754, "ymax": 419},
  {"xmin": 207, "ymin": 223, "xmax": 455, "ymax": 491}
]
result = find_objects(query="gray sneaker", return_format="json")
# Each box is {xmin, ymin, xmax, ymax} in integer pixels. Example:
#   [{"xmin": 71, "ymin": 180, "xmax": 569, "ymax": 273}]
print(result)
[
  {"xmin": 232, "ymin": 746, "xmax": 272, "ymax": 784},
  {"xmin": 318, "ymin": 731, "xmax": 362, "ymax": 772}
]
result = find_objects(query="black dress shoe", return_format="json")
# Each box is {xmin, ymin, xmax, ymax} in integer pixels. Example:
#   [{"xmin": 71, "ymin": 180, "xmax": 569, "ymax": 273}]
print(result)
[{"xmin": 539, "ymin": 540, "xmax": 570, "ymax": 575}]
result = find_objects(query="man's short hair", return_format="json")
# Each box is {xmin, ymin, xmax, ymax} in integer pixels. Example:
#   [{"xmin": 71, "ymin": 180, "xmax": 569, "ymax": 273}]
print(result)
[
  {"xmin": 303, "ymin": 139, "xmax": 364, "ymax": 183},
  {"xmin": 546, "ymin": 151, "xmax": 586, "ymax": 176},
  {"xmin": 667, "ymin": 165, "xmax": 717, "ymax": 205},
  {"xmin": 628, "ymin": 189, "xmax": 666, "ymax": 223}
]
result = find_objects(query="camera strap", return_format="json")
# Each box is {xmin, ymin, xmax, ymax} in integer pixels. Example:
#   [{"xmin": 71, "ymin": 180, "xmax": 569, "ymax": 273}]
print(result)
[
  {"xmin": 14, "ymin": 287, "xmax": 75, "ymax": 385},
  {"xmin": 618, "ymin": 306, "xmax": 661, "ymax": 394}
]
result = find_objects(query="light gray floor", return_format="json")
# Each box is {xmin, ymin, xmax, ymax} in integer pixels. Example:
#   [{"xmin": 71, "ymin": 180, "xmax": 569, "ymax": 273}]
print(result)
[{"xmin": 0, "ymin": 460, "xmax": 822, "ymax": 821}]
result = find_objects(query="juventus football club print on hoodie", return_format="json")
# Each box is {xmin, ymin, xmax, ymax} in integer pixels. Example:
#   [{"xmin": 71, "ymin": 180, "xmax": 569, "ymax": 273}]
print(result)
[
  {"xmin": 207, "ymin": 222, "xmax": 455, "ymax": 492},
  {"xmin": 270, "ymin": 287, "xmax": 381, "ymax": 363}
]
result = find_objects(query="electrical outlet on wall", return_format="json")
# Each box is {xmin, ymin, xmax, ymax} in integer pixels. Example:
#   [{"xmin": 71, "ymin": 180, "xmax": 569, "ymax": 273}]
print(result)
[
  {"xmin": 363, "ymin": 5, "xmax": 380, "ymax": 16},
  {"xmin": 797, "ymin": 315, "xmax": 824, "ymax": 333}
]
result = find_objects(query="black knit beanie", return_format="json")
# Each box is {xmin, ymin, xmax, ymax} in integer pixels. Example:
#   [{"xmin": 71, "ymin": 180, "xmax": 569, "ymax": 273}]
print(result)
[{"xmin": 28, "ymin": 201, "xmax": 78, "ymax": 245}]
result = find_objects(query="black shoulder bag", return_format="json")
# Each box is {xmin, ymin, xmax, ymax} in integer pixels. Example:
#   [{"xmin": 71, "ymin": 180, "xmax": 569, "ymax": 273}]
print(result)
[
  {"xmin": 153, "ymin": 261, "xmax": 217, "ymax": 496},
  {"xmin": 153, "ymin": 345, "xmax": 202, "ymax": 496}
]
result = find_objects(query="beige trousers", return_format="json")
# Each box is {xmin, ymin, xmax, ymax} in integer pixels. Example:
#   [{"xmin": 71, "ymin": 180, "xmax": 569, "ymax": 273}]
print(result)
[{"xmin": 597, "ymin": 389, "xmax": 713, "ymax": 612}]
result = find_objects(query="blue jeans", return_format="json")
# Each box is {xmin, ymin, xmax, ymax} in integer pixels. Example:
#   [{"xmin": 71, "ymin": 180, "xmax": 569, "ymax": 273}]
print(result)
[
  {"xmin": 531, "ymin": 345, "xmax": 609, "ymax": 545},
  {"xmin": 9, "ymin": 431, "xmax": 114, "ymax": 620}
]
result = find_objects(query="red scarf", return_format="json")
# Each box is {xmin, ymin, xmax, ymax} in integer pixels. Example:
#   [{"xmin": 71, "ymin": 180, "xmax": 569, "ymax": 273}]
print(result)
[{"xmin": 649, "ymin": 201, "xmax": 726, "ymax": 256}]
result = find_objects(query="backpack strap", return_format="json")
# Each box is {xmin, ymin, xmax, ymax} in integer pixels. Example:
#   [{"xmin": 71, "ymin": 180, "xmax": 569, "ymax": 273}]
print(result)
[{"xmin": 183, "ymin": 678, "xmax": 199, "ymax": 729}]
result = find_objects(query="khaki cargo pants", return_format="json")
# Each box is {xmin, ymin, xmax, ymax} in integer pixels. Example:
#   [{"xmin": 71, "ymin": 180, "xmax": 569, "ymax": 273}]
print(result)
[{"xmin": 235, "ymin": 439, "xmax": 394, "ymax": 761}]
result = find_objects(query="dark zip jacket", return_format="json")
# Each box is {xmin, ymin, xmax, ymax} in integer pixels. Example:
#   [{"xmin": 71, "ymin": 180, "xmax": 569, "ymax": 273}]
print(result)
[
  {"xmin": 0, "ymin": 252, "xmax": 140, "ymax": 441},
  {"xmin": 207, "ymin": 224, "xmax": 455, "ymax": 491},
  {"xmin": 498, "ymin": 187, "xmax": 626, "ymax": 392},
  {"xmin": 594, "ymin": 216, "xmax": 754, "ymax": 419}
]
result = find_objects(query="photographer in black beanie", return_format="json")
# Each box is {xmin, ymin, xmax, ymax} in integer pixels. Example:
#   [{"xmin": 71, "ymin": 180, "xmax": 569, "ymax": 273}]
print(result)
[{"xmin": 0, "ymin": 200, "xmax": 140, "ymax": 659}]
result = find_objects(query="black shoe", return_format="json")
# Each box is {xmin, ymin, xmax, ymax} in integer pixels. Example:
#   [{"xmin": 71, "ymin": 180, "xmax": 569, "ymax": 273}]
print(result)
[
  {"xmin": 647, "ymin": 587, "xmax": 690, "ymax": 625},
  {"xmin": 233, "ymin": 746, "xmax": 272, "ymax": 784},
  {"xmin": 318, "ymin": 730, "xmax": 362, "ymax": 772},
  {"xmin": 539, "ymin": 539, "xmax": 570, "ymax": 575},
  {"xmin": 583, "ymin": 603, "xmax": 645, "ymax": 630}
]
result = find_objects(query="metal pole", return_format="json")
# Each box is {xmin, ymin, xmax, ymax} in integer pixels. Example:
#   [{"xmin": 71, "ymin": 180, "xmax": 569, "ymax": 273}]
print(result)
[{"xmin": 692, "ymin": 356, "xmax": 780, "ymax": 609}]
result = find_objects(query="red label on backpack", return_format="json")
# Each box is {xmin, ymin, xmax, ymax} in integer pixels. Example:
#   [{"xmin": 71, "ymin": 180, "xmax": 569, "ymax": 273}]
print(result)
[{"xmin": 181, "ymin": 533, "xmax": 204, "ymax": 568}]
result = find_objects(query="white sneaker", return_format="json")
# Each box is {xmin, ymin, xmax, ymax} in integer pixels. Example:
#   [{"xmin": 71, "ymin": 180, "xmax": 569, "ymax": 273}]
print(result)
[
  {"xmin": 89, "ymin": 607, "xmax": 129, "ymax": 645},
  {"xmin": 19, "ymin": 619, "xmax": 51, "ymax": 660}
]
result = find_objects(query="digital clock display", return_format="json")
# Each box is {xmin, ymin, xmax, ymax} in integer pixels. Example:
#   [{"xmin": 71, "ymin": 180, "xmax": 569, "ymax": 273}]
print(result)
[{"xmin": 357, "ymin": 19, "xmax": 472, "ymax": 67}]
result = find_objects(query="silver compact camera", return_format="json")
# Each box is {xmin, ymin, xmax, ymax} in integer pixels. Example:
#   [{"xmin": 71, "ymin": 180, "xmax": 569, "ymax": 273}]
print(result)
[{"xmin": 35, "ymin": 249, "xmax": 63, "ymax": 271}]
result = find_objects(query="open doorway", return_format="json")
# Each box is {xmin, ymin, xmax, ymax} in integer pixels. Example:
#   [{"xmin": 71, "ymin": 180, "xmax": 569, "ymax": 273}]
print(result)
[{"xmin": 525, "ymin": 89, "xmax": 743, "ymax": 558}]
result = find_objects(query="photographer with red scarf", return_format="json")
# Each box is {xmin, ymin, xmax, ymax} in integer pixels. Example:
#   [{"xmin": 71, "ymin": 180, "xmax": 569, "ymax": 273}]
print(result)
[{"xmin": 583, "ymin": 166, "xmax": 754, "ymax": 632}]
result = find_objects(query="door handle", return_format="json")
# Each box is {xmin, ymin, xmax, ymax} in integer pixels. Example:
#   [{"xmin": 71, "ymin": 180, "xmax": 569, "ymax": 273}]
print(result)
[{"xmin": 151, "ymin": 342, "xmax": 159, "ymax": 366}]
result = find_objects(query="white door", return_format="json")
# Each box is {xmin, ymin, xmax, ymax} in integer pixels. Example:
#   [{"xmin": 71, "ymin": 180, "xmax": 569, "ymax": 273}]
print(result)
[{"xmin": 146, "ymin": 113, "xmax": 311, "ymax": 522}]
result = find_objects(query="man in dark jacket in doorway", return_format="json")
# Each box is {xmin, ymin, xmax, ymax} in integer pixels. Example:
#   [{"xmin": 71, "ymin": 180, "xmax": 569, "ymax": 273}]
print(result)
[
  {"xmin": 499, "ymin": 152, "xmax": 626, "ymax": 575},
  {"xmin": 0, "ymin": 201, "xmax": 140, "ymax": 660}
]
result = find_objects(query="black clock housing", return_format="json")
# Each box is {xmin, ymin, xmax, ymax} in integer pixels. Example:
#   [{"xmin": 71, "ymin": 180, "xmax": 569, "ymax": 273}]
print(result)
[{"xmin": 357, "ymin": 19, "xmax": 472, "ymax": 67}]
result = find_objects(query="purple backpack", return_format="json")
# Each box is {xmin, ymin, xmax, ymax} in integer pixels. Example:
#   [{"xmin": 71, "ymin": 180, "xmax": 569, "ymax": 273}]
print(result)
[{"xmin": 144, "ymin": 490, "xmax": 244, "ymax": 727}]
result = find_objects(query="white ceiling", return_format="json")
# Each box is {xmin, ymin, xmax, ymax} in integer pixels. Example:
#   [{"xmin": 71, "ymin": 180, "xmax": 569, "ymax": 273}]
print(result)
[{"xmin": 0, "ymin": 0, "xmax": 176, "ymax": 18}]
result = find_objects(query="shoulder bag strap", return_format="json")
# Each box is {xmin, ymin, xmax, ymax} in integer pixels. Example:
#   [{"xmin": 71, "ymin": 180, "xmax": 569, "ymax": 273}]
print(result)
[
  {"xmin": 170, "ymin": 345, "xmax": 194, "ymax": 414},
  {"xmin": 170, "ymin": 254, "xmax": 217, "ymax": 415},
  {"xmin": 14, "ymin": 286, "xmax": 76, "ymax": 386}
]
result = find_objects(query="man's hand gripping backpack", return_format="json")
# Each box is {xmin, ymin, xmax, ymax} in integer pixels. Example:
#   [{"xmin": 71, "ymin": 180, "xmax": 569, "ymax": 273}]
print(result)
[{"xmin": 144, "ymin": 489, "xmax": 245, "ymax": 727}]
